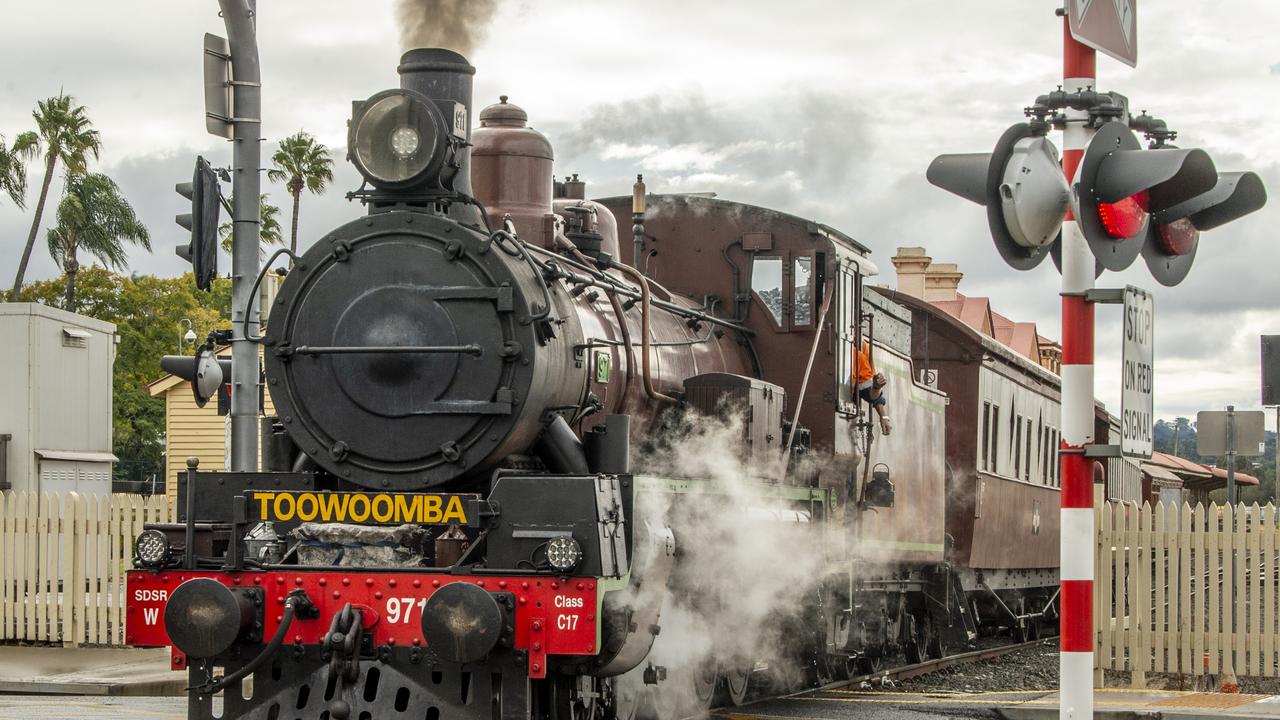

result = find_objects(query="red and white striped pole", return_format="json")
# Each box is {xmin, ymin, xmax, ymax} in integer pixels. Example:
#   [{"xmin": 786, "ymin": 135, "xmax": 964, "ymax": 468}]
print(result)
[{"xmin": 1058, "ymin": 16, "xmax": 1097, "ymax": 720}]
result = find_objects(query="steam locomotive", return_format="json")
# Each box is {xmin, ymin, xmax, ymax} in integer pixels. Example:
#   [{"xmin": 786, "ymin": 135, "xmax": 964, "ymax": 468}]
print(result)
[{"xmin": 126, "ymin": 48, "xmax": 1101, "ymax": 720}]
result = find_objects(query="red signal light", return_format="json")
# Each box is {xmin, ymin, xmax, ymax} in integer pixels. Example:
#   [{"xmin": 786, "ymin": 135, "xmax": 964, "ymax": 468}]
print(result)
[
  {"xmin": 1097, "ymin": 190, "xmax": 1149, "ymax": 239},
  {"xmin": 1155, "ymin": 217, "xmax": 1198, "ymax": 256}
]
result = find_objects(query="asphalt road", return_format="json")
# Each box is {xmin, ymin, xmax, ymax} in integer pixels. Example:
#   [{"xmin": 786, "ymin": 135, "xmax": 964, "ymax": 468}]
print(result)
[{"xmin": 0, "ymin": 690, "xmax": 1048, "ymax": 720}]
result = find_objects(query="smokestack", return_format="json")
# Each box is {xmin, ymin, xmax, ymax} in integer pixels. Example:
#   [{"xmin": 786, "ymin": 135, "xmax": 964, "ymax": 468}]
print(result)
[{"xmin": 398, "ymin": 48, "xmax": 480, "ymax": 223}]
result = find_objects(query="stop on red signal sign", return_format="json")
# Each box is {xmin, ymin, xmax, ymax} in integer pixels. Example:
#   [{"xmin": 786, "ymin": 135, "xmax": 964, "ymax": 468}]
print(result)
[{"xmin": 1121, "ymin": 285, "xmax": 1154, "ymax": 459}]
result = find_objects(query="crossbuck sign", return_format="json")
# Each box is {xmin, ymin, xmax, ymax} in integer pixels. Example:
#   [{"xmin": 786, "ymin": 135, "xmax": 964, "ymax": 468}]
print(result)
[{"xmin": 1121, "ymin": 285, "xmax": 1154, "ymax": 458}]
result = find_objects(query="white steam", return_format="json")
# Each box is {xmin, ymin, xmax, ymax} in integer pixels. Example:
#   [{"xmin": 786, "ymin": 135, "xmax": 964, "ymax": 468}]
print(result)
[{"xmin": 624, "ymin": 407, "xmax": 839, "ymax": 714}]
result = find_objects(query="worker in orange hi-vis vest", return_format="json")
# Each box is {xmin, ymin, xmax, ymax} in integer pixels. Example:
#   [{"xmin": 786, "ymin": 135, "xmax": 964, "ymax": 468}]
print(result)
[{"xmin": 852, "ymin": 341, "xmax": 891, "ymax": 435}]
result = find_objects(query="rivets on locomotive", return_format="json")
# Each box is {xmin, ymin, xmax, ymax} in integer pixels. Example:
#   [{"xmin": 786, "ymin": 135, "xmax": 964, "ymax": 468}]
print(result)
[{"xmin": 328, "ymin": 441, "xmax": 349, "ymax": 462}]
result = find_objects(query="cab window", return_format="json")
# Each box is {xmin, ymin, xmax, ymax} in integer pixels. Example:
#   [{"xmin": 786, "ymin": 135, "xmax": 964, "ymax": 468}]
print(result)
[
  {"xmin": 793, "ymin": 256, "xmax": 812, "ymax": 326},
  {"xmin": 751, "ymin": 256, "xmax": 784, "ymax": 326}
]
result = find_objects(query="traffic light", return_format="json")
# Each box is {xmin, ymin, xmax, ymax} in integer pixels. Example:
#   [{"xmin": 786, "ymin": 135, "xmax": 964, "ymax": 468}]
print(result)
[
  {"xmin": 1073, "ymin": 121, "xmax": 1218, "ymax": 272},
  {"xmin": 927, "ymin": 123, "xmax": 1071, "ymax": 270},
  {"xmin": 175, "ymin": 156, "xmax": 221, "ymax": 290},
  {"xmin": 1141, "ymin": 170, "xmax": 1266, "ymax": 285},
  {"xmin": 161, "ymin": 343, "xmax": 231, "ymax": 409}
]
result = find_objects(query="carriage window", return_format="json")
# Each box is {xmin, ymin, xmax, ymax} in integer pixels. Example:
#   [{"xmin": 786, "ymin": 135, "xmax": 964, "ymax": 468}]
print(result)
[
  {"xmin": 990, "ymin": 405, "xmax": 1000, "ymax": 474},
  {"xmin": 1042, "ymin": 428, "xmax": 1050, "ymax": 485},
  {"xmin": 751, "ymin": 256, "xmax": 784, "ymax": 326},
  {"xmin": 1014, "ymin": 416, "xmax": 1022, "ymax": 479},
  {"xmin": 1024, "ymin": 418, "xmax": 1033, "ymax": 482},
  {"xmin": 1052, "ymin": 429, "xmax": 1060, "ymax": 486},
  {"xmin": 981, "ymin": 402, "xmax": 991, "ymax": 471},
  {"xmin": 793, "ymin": 256, "xmax": 812, "ymax": 326}
]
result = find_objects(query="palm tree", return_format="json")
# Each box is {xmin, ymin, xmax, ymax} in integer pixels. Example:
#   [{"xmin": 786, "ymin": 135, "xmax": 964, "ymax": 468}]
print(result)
[
  {"xmin": 0, "ymin": 133, "xmax": 38, "ymax": 208},
  {"xmin": 220, "ymin": 193, "xmax": 284, "ymax": 255},
  {"xmin": 46, "ymin": 173, "xmax": 150, "ymax": 311},
  {"xmin": 268, "ymin": 132, "xmax": 333, "ymax": 256},
  {"xmin": 10, "ymin": 95, "xmax": 101, "ymax": 298}
]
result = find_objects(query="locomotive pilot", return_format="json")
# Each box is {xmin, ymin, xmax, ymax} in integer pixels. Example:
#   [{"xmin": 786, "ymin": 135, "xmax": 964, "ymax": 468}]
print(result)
[{"xmin": 853, "ymin": 341, "xmax": 892, "ymax": 435}]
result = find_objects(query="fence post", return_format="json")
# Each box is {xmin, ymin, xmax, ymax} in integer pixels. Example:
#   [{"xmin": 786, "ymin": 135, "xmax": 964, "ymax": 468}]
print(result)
[{"xmin": 1, "ymin": 492, "xmax": 13, "ymax": 641}]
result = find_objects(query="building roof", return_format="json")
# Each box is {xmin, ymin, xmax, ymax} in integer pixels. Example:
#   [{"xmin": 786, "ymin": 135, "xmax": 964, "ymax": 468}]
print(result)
[
  {"xmin": 1141, "ymin": 462, "xmax": 1183, "ymax": 485},
  {"xmin": 934, "ymin": 295, "xmax": 1045, "ymax": 365},
  {"xmin": 0, "ymin": 301, "xmax": 117, "ymax": 333},
  {"xmin": 1145, "ymin": 451, "xmax": 1258, "ymax": 492},
  {"xmin": 1148, "ymin": 451, "xmax": 1212, "ymax": 477},
  {"xmin": 1208, "ymin": 466, "xmax": 1260, "ymax": 486}
]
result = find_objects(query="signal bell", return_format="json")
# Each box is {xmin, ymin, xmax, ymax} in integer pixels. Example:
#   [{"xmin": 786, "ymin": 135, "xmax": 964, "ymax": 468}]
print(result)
[{"xmin": 927, "ymin": 123, "xmax": 1070, "ymax": 270}]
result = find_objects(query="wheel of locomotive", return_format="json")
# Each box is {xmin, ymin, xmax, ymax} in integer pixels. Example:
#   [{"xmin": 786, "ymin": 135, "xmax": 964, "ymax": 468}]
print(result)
[
  {"xmin": 646, "ymin": 656, "xmax": 717, "ymax": 720},
  {"xmin": 725, "ymin": 663, "xmax": 751, "ymax": 706},
  {"xmin": 609, "ymin": 667, "xmax": 655, "ymax": 720},
  {"xmin": 725, "ymin": 659, "xmax": 768, "ymax": 706},
  {"xmin": 854, "ymin": 651, "xmax": 882, "ymax": 676},
  {"xmin": 551, "ymin": 676, "xmax": 604, "ymax": 720},
  {"xmin": 926, "ymin": 615, "xmax": 948, "ymax": 660},
  {"xmin": 690, "ymin": 657, "xmax": 718, "ymax": 712},
  {"xmin": 906, "ymin": 613, "xmax": 932, "ymax": 665}
]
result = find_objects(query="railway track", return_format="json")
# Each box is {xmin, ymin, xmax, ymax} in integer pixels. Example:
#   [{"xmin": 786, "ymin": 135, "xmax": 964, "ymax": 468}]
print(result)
[{"xmin": 794, "ymin": 639, "xmax": 1048, "ymax": 698}]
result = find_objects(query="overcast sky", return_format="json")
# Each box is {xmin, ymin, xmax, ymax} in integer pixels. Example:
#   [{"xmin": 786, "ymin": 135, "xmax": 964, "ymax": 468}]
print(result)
[{"xmin": 1, "ymin": 0, "xmax": 1276, "ymax": 427}]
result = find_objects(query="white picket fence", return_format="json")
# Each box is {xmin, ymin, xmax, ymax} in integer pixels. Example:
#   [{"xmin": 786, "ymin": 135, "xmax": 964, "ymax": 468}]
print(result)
[
  {"xmin": 0, "ymin": 491, "xmax": 170, "ymax": 647},
  {"xmin": 1097, "ymin": 501, "xmax": 1280, "ymax": 682}
]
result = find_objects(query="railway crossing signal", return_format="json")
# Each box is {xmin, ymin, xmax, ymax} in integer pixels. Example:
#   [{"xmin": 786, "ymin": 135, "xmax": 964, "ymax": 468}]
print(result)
[
  {"xmin": 175, "ymin": 155, "xmax": 222, "ymax": 291},
  {"xmin": 930, "ymin": 118, "xmax": 1267, "ymax": 285},
  {"xmin": 161, "ymin": 342, "xmax": 231, "ymax": 410},
  {"xmin": 926, "ymin": 123, "xmax": 1071, "ymax": 270},
  {"xmin": 1072, "ymin": 121, "xmax": 1266, "ymax": 277}
]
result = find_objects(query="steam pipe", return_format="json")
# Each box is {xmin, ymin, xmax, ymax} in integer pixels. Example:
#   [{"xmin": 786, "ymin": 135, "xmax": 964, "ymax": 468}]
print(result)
[
  {"xmin": 611, "ymin": 261, "xmax": 677, "ymax": 405},
  {"xmin": 527, "ymin": 243, "xmax": 752, "ymax": 335}
]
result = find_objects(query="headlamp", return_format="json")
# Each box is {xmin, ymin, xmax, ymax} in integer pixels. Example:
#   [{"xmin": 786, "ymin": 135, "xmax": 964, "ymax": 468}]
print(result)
[
  {"xmin": 135, "ymin": 528, "xmax": 172, "ymax": 568},
  {"xmin": 350, "ymin": 89, "xmax": 445, "ymax": 188},
  {"xmin": 545, "ymin": 535, "xmax": 582, "ymax": 573}
]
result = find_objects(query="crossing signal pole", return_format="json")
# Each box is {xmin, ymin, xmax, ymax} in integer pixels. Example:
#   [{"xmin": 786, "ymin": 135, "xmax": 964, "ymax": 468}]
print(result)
[{"xmin": 1056, "ymin": 19, "xmax": 1098, "ymax": 719}]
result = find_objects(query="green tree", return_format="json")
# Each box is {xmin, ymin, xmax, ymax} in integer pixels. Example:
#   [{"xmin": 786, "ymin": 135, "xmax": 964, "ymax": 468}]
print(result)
[
  {"xmin": 46, "ymin": 173, "xmax": 151, "ymax": 311},
  {"xmin": 219, "ymin": 193, "xmax": 284, "ymax": 254},
  {"xmin": 0, "ymin": 133, "xmax": 38, "ymax": 207},
  {"xmin": 268, "ymin": 131, "xmax": 333, "ymax": 256},
  {"xmin": 10, "ymin": 95, "xmax": 102, "ymax": 297},
  {"xmin": 18, "ymin": 268, "xmax": 230, "ymax": 485}
]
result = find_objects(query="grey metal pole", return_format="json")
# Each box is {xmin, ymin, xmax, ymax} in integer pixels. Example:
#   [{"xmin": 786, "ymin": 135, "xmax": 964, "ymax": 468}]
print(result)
[
  {"xmin": 219, "ymin": 0, "xmax": 261, "ymax": 472},
  {"xmin": 1226, "ymin": 404, "xmax": 1237, "ymax": 676},
  {"xmin": 1227, "ymin": 405, "xmax": 1237, "ymax": 506}
]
